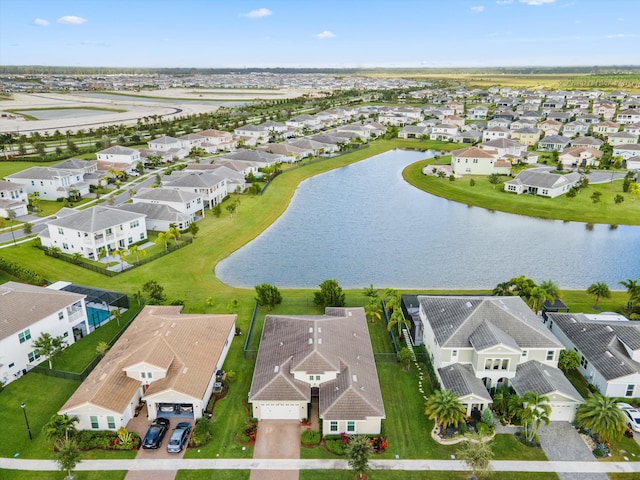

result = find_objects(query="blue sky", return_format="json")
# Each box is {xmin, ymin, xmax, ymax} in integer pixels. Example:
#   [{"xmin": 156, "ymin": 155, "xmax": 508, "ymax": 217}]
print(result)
[{"xmin": 0, "ymin": 0, "xmax": 639, "ymax": 68}]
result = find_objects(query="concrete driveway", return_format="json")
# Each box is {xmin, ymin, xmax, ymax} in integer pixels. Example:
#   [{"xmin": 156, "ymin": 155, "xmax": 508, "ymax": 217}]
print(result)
[
  {"xmin": 250, "ymin": 420, "xmax": 301, "ymax": 480},
  {"xmin": 537, "ymin": 422, "xmax": 608, "ymax": 480}
]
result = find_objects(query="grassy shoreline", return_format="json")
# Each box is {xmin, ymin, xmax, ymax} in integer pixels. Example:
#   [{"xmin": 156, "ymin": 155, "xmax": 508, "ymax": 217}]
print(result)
[{"xmin": 403, "ymin": 158, "xmax": 640, "ymax": 226}]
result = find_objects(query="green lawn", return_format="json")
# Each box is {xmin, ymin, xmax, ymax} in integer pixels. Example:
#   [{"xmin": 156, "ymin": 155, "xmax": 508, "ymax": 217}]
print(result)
[
  {"xmin": 403, "ymin": 159, "xmax": 640, "ymax": 226},
  {"xmin": 0, "ymin": 471, "xmax": 127, "ymax": 480},
  {"xmin": 176, "ymin": 471, "xmax": 250, "ymax": 480},
  {"xmin": 300, "ymin": 471, "xmax": 558, "ymax": 480}
]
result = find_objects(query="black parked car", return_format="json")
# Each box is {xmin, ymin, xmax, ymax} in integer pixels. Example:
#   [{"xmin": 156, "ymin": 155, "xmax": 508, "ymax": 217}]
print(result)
[{"xmin": 142, "ymin": 417, "xmax": 170, "ymax": 449}]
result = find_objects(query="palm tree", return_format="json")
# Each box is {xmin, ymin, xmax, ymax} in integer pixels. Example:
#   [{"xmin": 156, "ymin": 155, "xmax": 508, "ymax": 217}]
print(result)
[
  {"xmin": 619, "ymin": 279, "xmax": 640, "ymax": 313},
  {"xmin": 128, "ymin": 245, "xmax": 147, "ymax": 265},
  {"xmin": 527, "ymin": 286, "xmax": 551, "ymax": 314},
  {"xmin": 457, "ymin": 433, "xmax": 494, "ymax": 479},
  {"xmin": 587, "ymin": 281, "xmax": 611, "ymax": 310},
  {"xmin": 575, "ymin": 394, "xmax": 626, "ymax": 443},
  {"xmin": 388, "ymin": 309, "xmax": 410, "ymax": 340},
  {"xmin": 364, "ymin": 299, "xmax": 382, "ymax": 324},
  {"xmin": 155, "ymin": 232, "xmax": 169, "ymax": 252},
  {"xmin": 384, "ymin": 288, "xmax": 399, "ymax": 314},
  {"xmin": 110, "ymin": 308, "xmax": 122, "ymax": 327},
  {"xmin": 168, "ymin": 224, "xmax": 181, "ymax": 248},
  {"xmin": 43, "ymin": 414, "xmax": 78, "ymax": 444},
  {"xmin": 522, "ymin": 391, "xmax": 551, "ymax": 442},
  {"xmin": 344, "ymin": 435, "xmax": 373, "ymax": 480},
  {"xmin": 492, "ymin": 281, "xmax": 513, "ymax": 296},
  {"xmin": 425, "ymin": 389, "xmax": 466, "ymax": 434},
  {"xmin": 114, "ymin": 248, "xmax": 128, "ymax": 271},
  {"xmin": 539, "ymin": 279, "xmax": 562, "ymax": 300},
  {"xmin": 56, "ymin": 439, "xmax": 81, "ymax": 480}
]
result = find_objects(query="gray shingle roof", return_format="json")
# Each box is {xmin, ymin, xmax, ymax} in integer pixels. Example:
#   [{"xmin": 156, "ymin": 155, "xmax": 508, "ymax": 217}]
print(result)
[
  {"xmin": 506, "ymin": 170, "xmax": 580, "ymax": 189},
  {"xmin": 249, "ymin": 308, "xmax": 385, "ymax": 421},
  {"xmin": 45, "ymin": 206, "xmax": 145, "ymax": 232},
  {"xmin": 469, "ymin": 321, "xmax": 521, "ymax": 352},
  {"xmin": 134, "ymin": 187, "xmax": 200, "ymax": 203},
  {"xmin": 6, "ymin": 166, "xmax": 74, "ymax": 180},
  {"xmin": 117, "ymin": 203, "xmax": 191, "ymax": 225},
  {"xmin": 98, "ymin": 146, "xmax": 137, "ymax": 155},
  {"xmin": 418, "ymin": 296, "xmax": 563, "ymax": 349},
  {"xmin": 511, "ymin": 360, "xmax": 582, "ymax": 401},
  {"xmin": 438, "ymin": 364, "xmax": 492, "ymax": 402},
  {"xmin": 547, "ymin": 313, "xmax": 640, "ymax": 381}
]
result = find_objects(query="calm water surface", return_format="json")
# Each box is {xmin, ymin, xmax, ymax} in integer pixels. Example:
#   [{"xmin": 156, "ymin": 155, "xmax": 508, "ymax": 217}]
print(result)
[
  {"xmin": 75, "ymin": 92, "xmax": 246, "ymax": 107},
  {"xmin": 216, "ymin": 150, "xmax": 640, "ymax": 289}
]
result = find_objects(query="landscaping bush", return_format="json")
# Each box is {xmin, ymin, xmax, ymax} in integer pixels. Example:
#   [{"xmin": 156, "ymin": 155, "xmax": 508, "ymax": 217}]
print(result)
[
  {"xmin": 237, "ymin": 426, "xmax": 249, "ymax": 443},
  {"xmin": 481, "ymin": 408, "xmax": 494, "ymax": 426},
  {"xmin": 190, "ymin": 417, "xmax": 213, "ymax": 447},
  {"xmin": 475, "ymin": 422, "xmax": 489, "ymax": 436},
  {"xmin": 301, "ymin": 429, "xmax": 321, "ymax": 445},
  {"xmin": 75, "ymin": 430, "xmax": 140, "ymax": 450},
  {"xmin": 457, "ymin": 422, "xmax": 468, "ymax": 435},
  {"xmin": 324, "ymin": 438, "xmax": 346, "ymax": 455}
]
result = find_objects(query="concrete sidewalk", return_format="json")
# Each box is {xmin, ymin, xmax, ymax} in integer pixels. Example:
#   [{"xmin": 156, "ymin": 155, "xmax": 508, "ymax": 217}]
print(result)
[{"xmin": 3, "ymin": 457, "xmax": 640, "ymax": 473}]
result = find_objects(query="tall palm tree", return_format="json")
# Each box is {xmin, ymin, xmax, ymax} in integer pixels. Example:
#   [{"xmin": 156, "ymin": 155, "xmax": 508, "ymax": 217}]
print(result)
[
  {"xmin": 128, "ymin": 245, "xmax": 147, "ymax": 265},
  {"xmin": 619, "ymin": 279, "xmax": 640, "ymax": 313},
  {"xmin": 539, "ymin": 279, "xmax": 562, "ymax": 300},
  {"xmin": 388, "ymin": 309, "xmax": 410, "ymax": 340},
  {"xmin": 587, "ymin": 281, "xmax": 611, "ymax": 309},
  {"xmin": 168, "ymin": 225, "xmax": 181, "ymax": 248},
  {"xmin": 155, "ymin": 232, "xmax": 169, "ymax": 252},
  {"xmin": 522, "ymin": 391, "xmax": 551, "ymax": 442},
  {"xmin": 364, "ymin": 299, "xmax": 382, "ymax": 324},
  {"xmin": 527, "ymin": 286, "xmax": 551, "ymax": 314},
  {"xmin": 384, "ymin": 288, "xmax": 399, "ymax": 314},
  {"xmin": 575, "ymin": 394, "xmax": 626, "ymax": 443},
  {"xmin": 424, "ymin": 389, "xmax": 466, "ymax": 433}
]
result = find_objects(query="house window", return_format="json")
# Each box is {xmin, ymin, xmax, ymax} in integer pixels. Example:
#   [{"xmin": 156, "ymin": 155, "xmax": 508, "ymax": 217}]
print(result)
[
  {"xmin": 501, "ymin": 359, "xmax": 509, "ymax": 370},
  {"xmin": 130, "ymin": 220, "xmax": 139, "ymax": 228},
  {"xmin": 140, "ymin": 233, "xmax": 145, "ymax": 240},
  {"xmin": 28, "ymin": 351, "xmax": 40, "ymax": 363},
  {"xmin": 107, "ymin": 416, "xmax": 116, "ymax": 429},
  {"xmin": 627, "ymin": 385, "xmax": 635, "ymax": 397},
  {"xmin": 147, "ymin": 372, "xmax": 153, "ymax": 379},
  {"xmin": 18, "ymin": 329, "xmax": 31, "ymax": 344},
  {"xmin": 546, "ymin": 351, "xmax": 554, "ymax": 361},
  {"xmin": 580, "ymin": 356, "xmax": 588, "ymax": 369},
  {"xmin": 128, "ymin": 237, "xmax": 133, "ymax": 245},
  {"xmin": 58, "ymin": 311, "xmax": 64, "ymax": 320},
  {"xmin": 522, "ymin": 350, "xmax": 528, "ymax": 357},
  {"xmin": 309, "ymin": 376, "xmax": 314, "ymax": 381},
  {"xmin": 90, "ymin": 416, "xmax": 99, "ymax": 429},
  {"xmin": 106, "ymin": 228, "xmax": 112, "ymax": 235},
  {"xmin": 58, "ymin": 227, "xmax": 64, "ymax": 235},
  {"xmin": 315, "ymin": 375, "xmax": 320, "ymax": 380},
  {"xmin": 452, "ymin": 350, "xmax": 458, "ymax": 358},
  {"xmin": 9, "ymin": 362, "xmax": 15, "ymax": 368},
  {"xmin": 485, "ymin": 359, "xmax": 492, "ymax": 370},
  {"xmin": 347, "ymin": 421, "xmax": 355, "ymax": 432},
  {"xmin": 330, "ymin": 421, "xmax": 338, "ymax": 432},
  {"xmin": 141, "ymin": 372, "xmax": 146, "ymax": 379}
]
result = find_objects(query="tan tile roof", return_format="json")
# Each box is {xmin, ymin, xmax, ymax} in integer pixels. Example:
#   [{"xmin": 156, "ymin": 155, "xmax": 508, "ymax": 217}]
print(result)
[
  {"xmin": 59, "ymin": 306, "xmax": 236, "ymax": 415},
  {"xmin": 452, "ymin": 146, "xmax": 498, "ymax": 159},
  {"xmin": 0, "ymin": 282, "xmax": 85, "ymax": 339},
  {"xmin": 249, "ymin": 308, "xmax": 385, "ymax": 421}
]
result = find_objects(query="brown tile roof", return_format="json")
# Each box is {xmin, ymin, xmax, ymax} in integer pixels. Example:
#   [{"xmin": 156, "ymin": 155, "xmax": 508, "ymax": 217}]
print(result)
[
  {"xmin": 452, "ymin": 146, "xmax": 498, "ymax": 159},
  {"xmin": 0, "ymin": 282, "xmax": 85, "ymax": 339},
  {"xmin": 59, "ymin": 306, "xmax": 236, "ymax": 415},
  {"xmin": 249, "ymin": 308, "xmax": 385, "ymax": 421}
]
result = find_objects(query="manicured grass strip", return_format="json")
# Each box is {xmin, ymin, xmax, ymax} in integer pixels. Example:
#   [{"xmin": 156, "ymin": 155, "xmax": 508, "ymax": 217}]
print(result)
[
  {"xmin": 301, "ymin": 471, "xmax": 558, "ymax": 480},
  {"xmin": 0, "ymin": 373, "xmax": 80, "ymax": 459},
  {"xmin": 489, "ymin": 434, "xmax": 547, "ymax": 461},
  {"xmin": 0, "ymin": 471, "xmax": 127, "ymax": 480},
  {"xmin": 403, "ymin": 159, "xmax": 640, "ymax": 226},
  {"xmin": 176, "ymin": 471, "xmax": 250, "ymax": 480}
]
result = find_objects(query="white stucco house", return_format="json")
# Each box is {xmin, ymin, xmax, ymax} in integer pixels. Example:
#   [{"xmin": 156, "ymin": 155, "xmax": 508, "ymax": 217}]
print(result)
[
  {"xmin": 39, "ymin": 206, "xmax": 147, "ymax": 260},
  {"xmin": 451, "ymin": 146, "xmax": 511, "ymax": 175},
  {"xmin": 4, "ymin": 167, "xmax": 90, "ymax": 201},
  {"xmin": 418, "ymin": 295, "xmax": 582, "ymax": 420},
  {"xmin": 59, "ymin": 305, "xmax": 236, "ymax": 430},
  {"xmin": 0, "ymin": 180, "xmax": 28, "ymax": 217},
  {"xmin": 162, "ymin": 171, "xmax": 228, "ymax": 208},
  {"xmin": 132, "ymin": 187, "xmax": 205, "ymax": 219},
  {"xmin": 504, "ymin": 170, "xmax": 581, "ymax": 198},
  {"xmin": 0, "ymin": 281, "xmax": 88, "ymax": 386},
  {"xmin": 96, "ymin": 146, "xmax": 142, "ymax": 173},
  {"xmin": 249, "ymin": 307, "xmax": 385, "ymax": 435},
  {"xmin": 543, "ymin": 312, "xmax": 640, "ymax": 398}
]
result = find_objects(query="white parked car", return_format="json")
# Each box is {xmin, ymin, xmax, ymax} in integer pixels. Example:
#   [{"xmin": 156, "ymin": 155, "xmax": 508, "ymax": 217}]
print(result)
[{"xmin": 617, "ymin": 402, "xmax": 640, "ymax": 432}]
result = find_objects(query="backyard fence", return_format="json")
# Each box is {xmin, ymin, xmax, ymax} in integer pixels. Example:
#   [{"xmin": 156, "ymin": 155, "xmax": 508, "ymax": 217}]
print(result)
[{"xmin": 244, "ymin": 303, "xmax": 259, "ymax": 360}]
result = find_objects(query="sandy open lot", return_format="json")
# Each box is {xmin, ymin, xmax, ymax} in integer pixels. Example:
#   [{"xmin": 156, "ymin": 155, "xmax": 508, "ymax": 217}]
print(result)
[{"xmin": 0, "ymin": 87, "xmax": 312, "ymax": 135}]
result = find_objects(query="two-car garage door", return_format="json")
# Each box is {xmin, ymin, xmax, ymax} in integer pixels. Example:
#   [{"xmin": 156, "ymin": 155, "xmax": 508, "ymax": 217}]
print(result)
[{"xmin": 260, "ymin": 403, "xmax": 301, "ymax": 420}]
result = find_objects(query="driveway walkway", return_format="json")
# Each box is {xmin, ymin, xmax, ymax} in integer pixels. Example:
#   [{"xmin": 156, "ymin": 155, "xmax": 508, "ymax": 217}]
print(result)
[
  {"xmin": 250, "ymin": 420, "xmax": 301, "ymax": 480},
  {"xmin": 537, "ymin": 422, "xmax": 609, "ymax": 480}
]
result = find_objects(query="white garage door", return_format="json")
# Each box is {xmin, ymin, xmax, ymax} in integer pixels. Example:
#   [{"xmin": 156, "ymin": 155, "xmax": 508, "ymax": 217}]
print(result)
[
  {"xmin": 261, "ymin": 403, "xmax": 300, "ymax": 420},
  {"xmin": 549, "ymin": 403, "xmax": 576, "ymax": 422}
]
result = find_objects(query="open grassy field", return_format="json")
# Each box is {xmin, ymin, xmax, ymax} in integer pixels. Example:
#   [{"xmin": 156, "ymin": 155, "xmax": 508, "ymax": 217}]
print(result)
[
  {"xmin": 0, "ymin": 471, "xmax": 127, "ymax": 480},
  {"xmin": 403, "ymin": 159, "xmax": 640, "ymax": 226}
]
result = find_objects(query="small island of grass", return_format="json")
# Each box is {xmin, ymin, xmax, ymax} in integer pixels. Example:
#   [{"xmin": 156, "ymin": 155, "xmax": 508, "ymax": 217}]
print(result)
[{"xmin": 403, "ymin": 159, "xmax": 640, "ymax": 226}]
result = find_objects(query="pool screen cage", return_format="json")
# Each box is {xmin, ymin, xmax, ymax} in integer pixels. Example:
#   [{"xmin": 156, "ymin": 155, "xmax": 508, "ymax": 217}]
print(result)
[{"xmin": 61, "ymin": 284, "xmax": 129, "ymax": 310}]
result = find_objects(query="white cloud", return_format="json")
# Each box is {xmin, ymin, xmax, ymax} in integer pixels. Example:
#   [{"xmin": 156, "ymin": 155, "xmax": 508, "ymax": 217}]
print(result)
[
  {"xmin": 496, "ymin": 0, "xmax": 513, "ymax": 3},
  {"xmin": 519, "ymin": 0, "xmax": 555, "ymax": 4},
  {"xmin": 242, "ymin": 8, "xmax": 272, "ymax": 18},
  {"xmin": 606, "ymin": 33, "xmax": 636, "ymax": 39},
  {"xmin": 314, "ymin": 30, "xmax": 336, "ymax": 39},
  {"xmin": 34, "ymin": 18, "xmax": 49, "ymax": 26},
  {"xmin": 471, "ymin": 5, "xmax": 485, "ymax": 12},
  {"xmin": 58, "ymin": 16, "xmax": 87, "ymax": 24}
]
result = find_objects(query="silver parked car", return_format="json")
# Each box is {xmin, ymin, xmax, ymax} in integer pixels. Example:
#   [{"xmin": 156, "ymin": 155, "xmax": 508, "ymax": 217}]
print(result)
[{"xmin": 167, "ymin": 421, "xmax": 191, "ymax": 453}]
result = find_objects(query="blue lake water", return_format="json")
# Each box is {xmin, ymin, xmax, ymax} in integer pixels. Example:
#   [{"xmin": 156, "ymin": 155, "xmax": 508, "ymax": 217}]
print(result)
[{"xmin": 216, "ymin": 149, "xmax": 640, "ymax": 290}]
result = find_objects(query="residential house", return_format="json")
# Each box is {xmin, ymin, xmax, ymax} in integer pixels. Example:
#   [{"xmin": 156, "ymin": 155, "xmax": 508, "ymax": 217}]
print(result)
[
  {"xmin": 430, "ymin": 124, "xmax": 459, "ymax": 142},
  {"xmin": 625, "ymin": 123, "xmax": 640, "ymax": 136},
  {"xmin": 481, "ymin": 126, "xmax": 510, "ymax": 143},
  {"xmin": 398, "ymin": 125, "xmax": 429, "ymax": 139},
  {"xmin": 184, "ymin": 164, "xmax": 246, "ymax": 193},
  {"xmin": 443, "ymin": 115, "xmax": 466, "ymax": 129},
  {"xmin": 59, "ymin": 306, "xmax": 236, "ymax": 430},
  {"xmin": 608, "ymin": 131, "xmax": 639, "ymax": 146},
  {"xmin": 234, "ymin": 125, "xmax": 268, "ymax": 145},
  {"xmin": 455, "ymin": 130, "xmax": 483, "ymax": 144},
  {"xmin": 417, "ymin": 295, "xmax": 580, "ymax": 420},
  {"xmin": 147, "ymin": 135, "xmax": 184, "ymax": 152},
  {"xmin": 257, "ymin": 143, "xmax": 312, "ymax": 161},
  {"xmin": 519, "ymin": 111, "xmax": 544, "ymax": 123},
  {"xmin": 510, "ymin": 127, "xmax": 541, "ymax": 147},
  {"xmin": 559, "ymin": 147, "xmax": 603, "ymax": 168},
  {"xmin": 286, "ymin": 114, "xmax": 322, "ymax": 132},
  {"xmin": 218, "ymin": 150, "xmax": 283, "ymax": 168},
  {"xmin": 249, "ymin": 307, "xmax": 385, "ymax": 435},
  {"xmin": 493, "ymin": 109, "xmax": 517, "ymax": 123},
  {"xmin": 378, "ymin": 112, "xmax": 409, "ymax": 126},
  {"xmin": 4, "ymin": 166, "xmax": 90, "ymax": 201},
  {"xmin": 0, "ymin": 180, "xmax": 28, "ymax": 217},
  {"xmin": 576, "ymin": 113, "xmax": 601, "ymax": 125},
  {"xmin": 54, "ymin": 158, "xmax": 98, "ymax": 175},
  {"xmin": 480, "ymin": 139, "xmax": 527, "ymax": 159},
  {"xmin": 617, "ymin": 109, "xmax": 640, "ymax": 125},
  {"xmin": 562, "ymin": 120, "xmax": 590, "ymax": 138},
  {"xmin": 538, "ymin": 119, "xmax": 562, "ymax": 137},
  {"xmin": 543, "ymin": 312, "xmax": 640, "ymax": 398},
  {"xmin": 40, "ymin": 206, "xmax": 147, "ymax": 259},
  {"xmin": 593, "ymin": 103, "xmax": 616, "ymax": 120},
  {"xmin": 547, "ymin": 112, "xmax": 572, "ymax": 123},
  {"xmin": 451, "ymin": 146, "xmax": 511, "ymax": 175},
  {"xmin": 626, "ymin": 156, "xmax": 640, "ymax": 171},
  {"xmin": 570, "ymin": 136, "xmax": 604, "ymax": 150},
  {"xmin": 198, "ymin": 129, "xmax": 236, "ymax": 153},
  {"xmin": 504, "ymin": 170, "xmax": 581, "ymax": 198},
  {"xmin": 287, "ymin": 138, "xmax": 339, "ymax": 155},
  {"xmin": 0, "ymin": 281, "xmax": 88, "ymax": 386},
  {"xmin": 487, "ymin": 118, "xmax": 511, "ymax": 129},
  {"xmin": 592, "ymin": 121, "xmax": 621, "ymax": 136},
  {"xmin": 117, "ymin": 203, "xmax": 192, "ymax": 232},
  {"xmin": 467, "ymin": 105, "xmax": 489, "ymax": 120},
  {"xmin": 446, "ymin": 101, "xmax": 465, "ymax": 115},
  {"xmin": 132, "ymin": 187, "xmax": 205, "ymax": 218},
  {"xmin": 162, "ymin": 171, "xmax": 228, "ymax": 208},
  {"xmin": 538, "ymin": 135, "xmax": 571, "ymax": 152},
  {"xmin": 613, "ymin": 144, "xmax": 640, "ymax": 161},
  {"xmin": 96, "ymin": 146, "xmax": 142, "ymax": 173}
]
